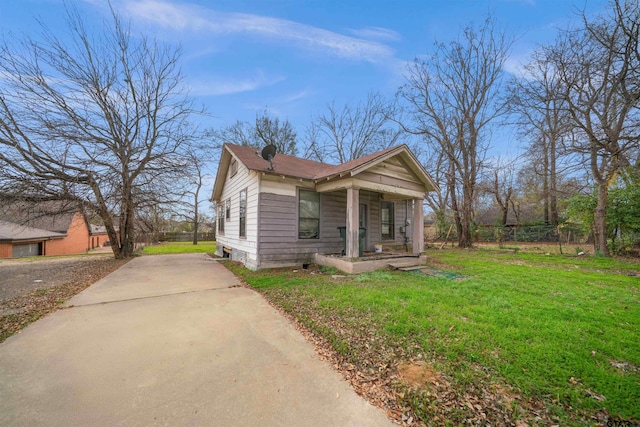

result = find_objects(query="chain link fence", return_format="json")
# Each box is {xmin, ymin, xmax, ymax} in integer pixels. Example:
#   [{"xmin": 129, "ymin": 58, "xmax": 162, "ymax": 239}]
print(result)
[{"xmin": 475, "ymin": 225, "xmax": 587, "ymax": 244}]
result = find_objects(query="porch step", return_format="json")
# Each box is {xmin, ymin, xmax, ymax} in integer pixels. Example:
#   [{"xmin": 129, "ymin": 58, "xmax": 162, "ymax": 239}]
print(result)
[
  {"xmin": 388, "ymin": 259, "xmax": 425, "ymax": 270},
  {"xmin": 397, "ymin": 265, "xmax": 426, "ymax": 271}
]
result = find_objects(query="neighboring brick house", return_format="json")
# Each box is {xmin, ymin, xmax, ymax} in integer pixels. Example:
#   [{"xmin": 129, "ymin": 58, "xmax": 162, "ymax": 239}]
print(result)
[
  {"xmin": 0, "ymin": 221, "xmax": 66, "ymax": 258},
  {"xmin": 89, "ymin": 225, "xmax": 110, "ymax": 249},
  {"xmin": 0, "ymin": 201, "xmax": 96, "ymax": 258}
]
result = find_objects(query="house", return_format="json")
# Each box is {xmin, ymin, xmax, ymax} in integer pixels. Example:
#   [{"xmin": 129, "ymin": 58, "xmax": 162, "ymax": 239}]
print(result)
[
  {"xmin": 0, "ymin": 221, "xmax": 66, "ymax": 258},
  {"xmin": 211, "ymin": 143, "xmax": 438, "ymax": 270},
  {"xmin": 0, "ymin": 201, "xmax": 94, "ymax": 258}
]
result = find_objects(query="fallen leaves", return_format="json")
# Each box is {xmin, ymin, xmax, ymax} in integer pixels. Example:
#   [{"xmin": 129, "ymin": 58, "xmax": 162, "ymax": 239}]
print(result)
[
  {"xmin": 1, "ymin": 257, "xmax": 129, "ymax": 343},
  {"xmin": 234, "ymin": 281, "xmax": 573, "ymax": 427},
  {"xmin": 226, "ymin": 266, "xmax": 619, "ymax": 427}
]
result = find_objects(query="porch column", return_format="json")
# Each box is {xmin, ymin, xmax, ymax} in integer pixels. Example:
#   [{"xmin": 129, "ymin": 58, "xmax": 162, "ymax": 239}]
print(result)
[
  {"xmin": 346, "ymin": 187, "xmax": 360, "ymax": 258},
  {"xmin": 413, "ymin": 198, "xmax": 424, "ymax": 254}
]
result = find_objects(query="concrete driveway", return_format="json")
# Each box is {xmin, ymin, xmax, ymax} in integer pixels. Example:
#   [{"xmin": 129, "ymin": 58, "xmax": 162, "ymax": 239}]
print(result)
[{"xmin": 0, "ymin": 254, "xmax": 393, "ymax": 426}]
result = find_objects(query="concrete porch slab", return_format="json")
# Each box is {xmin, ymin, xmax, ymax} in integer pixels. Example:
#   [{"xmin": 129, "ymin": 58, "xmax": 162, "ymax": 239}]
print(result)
[{"xmin": 314, "ymin": 253, "xmax": 427, "ymax": 274}]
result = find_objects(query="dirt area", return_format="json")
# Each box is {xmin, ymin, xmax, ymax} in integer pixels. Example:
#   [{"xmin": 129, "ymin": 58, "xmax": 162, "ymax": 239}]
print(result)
[{"xmin": 0, "ymin": 255, "xmax": 129, "ymax": 342}]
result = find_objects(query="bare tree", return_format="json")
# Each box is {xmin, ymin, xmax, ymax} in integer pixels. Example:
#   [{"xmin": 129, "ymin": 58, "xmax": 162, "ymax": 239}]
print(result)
[
  {"xmin": 212, "ymin": 121, "xmax": 254, "ymax": 147},
  {"xmin": 181, "ymin": 145, "xmax": 213, "ymax": 245},
  {"xmin": 479, "ymin": 158, "xmax": 518, "ymax": 226},
  {"xmin": 400, "ymin": 17, "xmax": 512, "ymax": 248},
  {"xmin": 546, "ymin": 0, "xmax": 640, "ymax": 256},
  {"xmin": 508, "ymin": 49, "xmax": 576, "ymax": 225},
  {"xmin": 304, "ymin": 92, "xmax": 402, "ymax": 164},
  {"xmin": 0, "ymin": 6, "xmax": 199, "ymax": 258},
  {"xmin": 254, "ymin": 111, "xmax": 298, "ymax": 156},
  {"xmin": 211, "ymin": 110, "xmax": 298, "ymax": 156},
  {"xmin": 422, "ymin": 149, "xmax": 451, "ymax": 217}
]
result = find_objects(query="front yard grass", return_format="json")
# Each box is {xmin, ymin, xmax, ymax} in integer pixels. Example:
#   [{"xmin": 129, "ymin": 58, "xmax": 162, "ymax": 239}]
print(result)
[
  {"xmin": 224, "ymin": 249, "xmax": 640, "ymax": 426},
  {"xmin": 141, "ymin": 241, "xmax": 216, "ymax": 255}
]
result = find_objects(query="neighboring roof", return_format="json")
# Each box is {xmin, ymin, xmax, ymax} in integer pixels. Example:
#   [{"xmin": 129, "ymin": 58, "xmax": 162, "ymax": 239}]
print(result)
[
  {"xmin": 90, "ymin": 224, "xmax": 108, "ymax": 235},
  {"xmin": 0, "ymin": 220, "xmax": 66, "ymax": 242},
  {"xmin": 0, "ymin": 200, "xmax": 81, "ymax": 234}
]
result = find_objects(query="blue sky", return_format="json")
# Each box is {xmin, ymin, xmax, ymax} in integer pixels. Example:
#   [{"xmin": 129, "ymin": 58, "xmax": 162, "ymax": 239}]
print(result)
[{"xmin": 0, "ymin": 0, "xmax": 609, "ymax": 154}]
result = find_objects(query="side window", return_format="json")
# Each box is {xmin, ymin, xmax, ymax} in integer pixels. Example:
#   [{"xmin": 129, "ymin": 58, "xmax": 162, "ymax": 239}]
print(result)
[
  {"xmin": 239, "ymin": 189, "xmax": 247, "ymax": 238},
  {"xmin": 225, "ymin": 199, "xmax": 231, "ymax": 221},
  {"xmin": 381, "ymin": 201, "xmax": 394, "ymax": 240},
  {"xmin": 217, "ymin": 203, "xmax": 225, "ymax": 235},
  {"xmin": 298, "ymin": 190, "xmax": 320, "ymax": 239}
]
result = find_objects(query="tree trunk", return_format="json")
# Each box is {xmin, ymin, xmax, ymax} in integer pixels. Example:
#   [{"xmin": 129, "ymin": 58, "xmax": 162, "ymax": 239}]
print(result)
[
  {"xmin": 193, "ymin": 189, "xmax": 199, "ymax": 245},
  {"xmin": 123, "ymin": 201, "xmax": 136, "ymax": 258},
  {"xmin": 193, "ymin": 222, "xmax": 199, "ymax": 245},
  {"xmin": 543, "ymin": 137, "xmax": 550, "ymax": 225},
  {"xmin": 549, "ymin": 134, "xmax": 559, "ymax": 225},
  {"xmin": 447, "ymin": 162, "xmax": 464, "ymax": 247},
  {"xmin": 114, "ymin": 188, "xmax": 136, "ymax": 259},
  {"xmin": 593, "ymin": 180, "xmax": 610, "ymax": 256},
  {"xmin": 458, "ymin": 181, "xmax": 474, "ymax": 248}
]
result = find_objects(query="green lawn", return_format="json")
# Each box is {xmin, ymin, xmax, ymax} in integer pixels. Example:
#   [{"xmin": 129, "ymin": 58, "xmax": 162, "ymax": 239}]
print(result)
[
  {"xmin": 224, "ymin": 249, "xmax": 640, "ymax": 426},
  {"xmin": 141, "ymin": 241, "xmax": 217, "ymax": 255}
]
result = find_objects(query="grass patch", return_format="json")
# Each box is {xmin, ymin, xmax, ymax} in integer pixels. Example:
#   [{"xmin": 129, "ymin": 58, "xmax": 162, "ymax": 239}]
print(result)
[
  {"xmin": 223, "ymin": 250, "xmax": 640, "ymax": 425},
  {"xmin": 141, "ymin": 241, "xmax": 217, "ymax": 255}
]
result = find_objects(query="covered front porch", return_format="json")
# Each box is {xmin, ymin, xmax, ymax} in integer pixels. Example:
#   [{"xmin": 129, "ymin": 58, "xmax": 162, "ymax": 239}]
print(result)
[
  {"xmin": 309, "ymin": 145, "xmax": 433, "ymax": 274},
  {"xmin": 313, "ymin": 179, "xmax": 425, "ymax": 272}
]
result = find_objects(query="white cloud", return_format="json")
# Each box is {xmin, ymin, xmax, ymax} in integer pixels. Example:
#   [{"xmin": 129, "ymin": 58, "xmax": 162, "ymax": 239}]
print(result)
[
  {"xmin": 349, "ymin": 26, "xmax": 401, "ymax": 42},
  {"xmin": 121, "ymin": 0, "xmax": 395, "ymax": 64},
  {"xmin": 503, "ymin": 48, "xmax": 535, "ymax": 78},
  {"xmin": 503, "ymin": 56, "xmax": 527, "ymax": 76},
  {"xmin": 281, "ymin": 89, "xmax": 313, "ymax": 103},
  {"xmin": 188, "ymin": 72, "xmax": 284, "ymax": 96}
]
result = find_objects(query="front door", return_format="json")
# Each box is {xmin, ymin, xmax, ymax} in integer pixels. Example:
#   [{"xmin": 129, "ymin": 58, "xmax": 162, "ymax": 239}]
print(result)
[{"xmin": 359, "ymin": 204, "xmax": 367, "ymax": 249}]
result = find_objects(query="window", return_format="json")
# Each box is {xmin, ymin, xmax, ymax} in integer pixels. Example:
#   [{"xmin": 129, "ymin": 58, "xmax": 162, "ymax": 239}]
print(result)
[
  {"xmin": 225, "ymin": 199, "xmax": 231, "ymax": 220},
  {"xmin": 298, "ymin": 190, "xmax": 320, "ymax": 239},
  {"xmin": 230, "ymin": 159, "xmax": 238, "ymax": 177},
  {"xmin": 217, "ymin": 203, "xmax": 225, "ymax": 235},
  {"xmin": 239, "ymin": 189, "xmax": 247, "ymax": 238},
  {"xmin": 381, "ymin": 201, "xmax": 394, "ymax": 240}
]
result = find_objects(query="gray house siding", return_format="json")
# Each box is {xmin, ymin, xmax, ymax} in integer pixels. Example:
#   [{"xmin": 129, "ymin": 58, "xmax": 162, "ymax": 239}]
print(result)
[
  {"xmin": 392, "ymin": 199, "xmax": 412, "ymax": 247},
  {"xmin": 258, "ymin": 192, "xmax": 345, "ymax": 267},
  {"xmin": 258, "ymin": 190, "xmax": 413, "ymax": 267}
]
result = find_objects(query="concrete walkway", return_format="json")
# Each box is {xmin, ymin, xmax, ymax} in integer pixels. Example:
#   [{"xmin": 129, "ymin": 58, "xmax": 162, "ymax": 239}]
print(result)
[{"xmin": 0, "ymin": 254, "xmax": 393, "ymax": 427}]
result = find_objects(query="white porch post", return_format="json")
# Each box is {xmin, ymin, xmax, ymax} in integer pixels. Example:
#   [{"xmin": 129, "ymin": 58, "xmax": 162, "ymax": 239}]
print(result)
[
  {"xmin": 413, "ymin": 198, "xmax": 424, "ymax": 254},
  {"xmin": 346, "ymin": 187, "xmax": 360, "ymax": 258}
]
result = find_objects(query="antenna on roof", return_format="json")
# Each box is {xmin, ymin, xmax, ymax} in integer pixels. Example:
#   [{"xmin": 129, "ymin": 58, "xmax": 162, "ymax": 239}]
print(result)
[{"xmin": 259, "ymin": 144, "xmax": 277, "ymax": 171}]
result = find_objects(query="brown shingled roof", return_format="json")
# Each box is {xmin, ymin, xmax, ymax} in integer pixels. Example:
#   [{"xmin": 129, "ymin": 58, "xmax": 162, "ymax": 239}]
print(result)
[
  {"xmin": 212, "ymin": 143, "xmax": 438, "ymax": 201},
  {"xmin": 225, "ymin": 143, "xmax": 330, "ymax": 180},
  {"xmin": 225, "ymin": 143, "xmax": 406, "ymax": 181}
]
